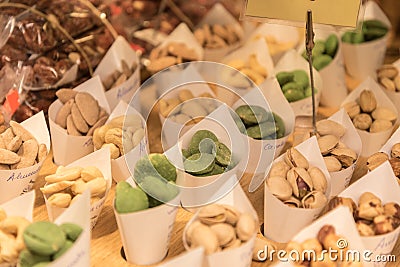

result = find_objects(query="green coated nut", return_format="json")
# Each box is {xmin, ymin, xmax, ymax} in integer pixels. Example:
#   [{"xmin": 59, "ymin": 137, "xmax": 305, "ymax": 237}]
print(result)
[
  {"xmin": 233, "ymin": 115, "xmax": 246, "ymax": 134},
  {"xmin": 364, "ymin": 27, "xmax": 388, "ymax": 41},
  {"xmin": 182, "ymin": 148, "xmax": 192, "ymax": 159},
  {"xmin": 235, "ymin": 105, "xmax": 270, "ymax": 125},
  {"xmin": 188, "ymin": 130, "xmax": 218, "ymax": 155},
  {"xmin": 284, "ymin": 89, "xmax": 305, "ymax": 102},
  {"xmin": 32, "ymin": 262, "xmax": 51, "ymax": 267},
  {"xmin": 363, "ymin": 19, "xmax": 388, "ymax": 30},
  {"xmin": 215, "ymin": 141, "xmax": 231, "ymax": 167},
  {"xmin": 312, "ymin": 41, "xmax": 326, "ymax": 58},
  {"xmin": 59, "ymin": 223, "xmax": 83, "ymax": 242},
  {"xmin": 325, "ymin": 34, "xmax": 338, "ymax": 57},
  {"xmin": 341, "ymin": 32, "xmax": 353, "ymax": 43},
  {"xmin": 282, "ymin": 82, "xmax": 303, "ymax": 93},
  {"xmin": 19, "ymin": 249, "xmax": 51, "ymax": 267},
  {"xmin": 276, "ymin": 71, "xmax": 294, "ymax": 86},
  {"xmin": 313, "ymin": 54, "xmax": 333, "ymax": 71},
  {"xmin": 148, "ymin": 154, "xmax": 177, "ymax": 182},
  {"xmin": 53, "ymin": 240, "xmax": 73, "ymax": 260},
  {"xmin": 23, "ymin": 222, "xmax": 66, "ymax": 256},
  {"xmin": 352, "ymin": 32, "xmax": 365, "ymax": 43},
  {"xmin": 115, "ymin": 181, "xmax": 149, "ymax": 213},
  {"xmin": 184, "ymin": 153, "xmax": 215, "ymax": 175},
  {"xmin": 304, "ymin": 86, "xmax": 318, "ymax": 97},
  {"xmin": 210, "ymin": 164, "xmax": 225, "ymax": 175},
  {"xmin": 140, "ymin": 176, "xmax": 179, "ymax": 203},
  {"xmin": 246, "ymin": 121, "xmax": 276, "ymax": 139},
  {"xmin": 292, "ymin": 70, "xmax": 309, "ymax": 89},
  {"xmin": 273, "ymin": 113, "xmax": 286, "ymax": 139}
]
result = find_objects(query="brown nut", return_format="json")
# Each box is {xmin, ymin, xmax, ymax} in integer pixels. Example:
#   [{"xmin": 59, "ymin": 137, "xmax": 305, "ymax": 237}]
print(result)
[
  {"xmin": 367, "ymin": 152, "xmax": 389, "ymax": 171},
  {"xmin": 56, "ymin": 89, "xmax": 77, "ymax": 104},
  {"xmin": 343, "ymin": 101, "xmax": 361, "ymax": 119},
  {"xmin": 370, "ymin": 119, "xmax": 393, "ymax": 133},
  {"xmin": 104, "ymin": 128, "xmax": 123, "ymax": 149},
  {"xmin": 377, "ymin": 64, "xmax": 399, "ymax": 79},
  {"xmin": 75, "ymin": 92, "xmax": 100, "ymax": 126},
  {"xmin": 352, "ymin": 113, "xmax": 372, "ymax": 131},
  {"xmin": 359, "ymin": 90, "xmax": 377, "ymax": 113},
  {"xmin": 356, "ymin": 221, "xmax": 374, "ymax": 236},
  {"xmin": 71, "ymin": 103, "xmax": 89, "ymax": 134},
  {"xmin": 66, "ymin": 115, "xmax": 82, "ymax": 136},
  {"xmin": 391, "ymin": 143, "xmax": 400, "ymax": 159}
]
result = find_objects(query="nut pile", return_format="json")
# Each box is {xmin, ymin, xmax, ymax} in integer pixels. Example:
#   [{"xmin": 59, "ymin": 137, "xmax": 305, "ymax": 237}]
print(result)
[
  {"xmin": 55, "ymin": 89, "xmax": 109, "ymax": 136},
  {"xmin": 234, "ymin": 105, "xmax": 285, "ymax": 140},
  {"xmin": 302, "ymin": 34, "xmax": 338, "ymax": 71},
  {"xmin": 40, "ymin": 166, "xmax": 107, "ymax": 208},
  {"xmin": 185, "ymin": 204, "xmax": 257, "ymax": 254},
  {"xmin": 0, "ymin": 121, "xmax": 48, "ymax": 170},
  {"xmin": 343, "ymin": 90, "xmax": 397, "ymax": 133},
  {"xmin": 93, "ymin": 115, "xmax": 145, "ymax": 160},
  {"xmin": 316, "ymin": 119, "xmax": 357, "ymax": 172},
  {"xmin": 102, "ymin": 60, "xmax": 138, "ymax": 92},
  {"xmin": 158, "ymin": 89, "xmax": 216, "ymax": 125},
  {"xmin": 226, "ymin": 54, "xmax": 268, "ymax": 85},
  {"xmin": 276, "ymin": 70, "xmax": 316, "ymax": 103},
  {"xmin": 20, "ymin": 221, "xmax": 82, "ymax": 266},
  {"xmin": 328, "ymin": 192, "xmax": 400, "ymax": 236},
  {"xmin": 182, "ymin": 130, "xmax": 235, "ymax": 177},
  {"xmin": 377, "ymin": 64, "xmax": 400, "ymax": 92},
  {"xmin": 266, "ymin": 148, "xmax": 328, "ymax": 209},
  {"xmin": 147, "ymin": 42, "xmax": 199, "ymax": 74},
  {"xmin": 253, "ymin": 35, "xmax": 295, "ymax": 57},
  {"xmin": 0, "ymin": 112, "xmax": 6, "ymax": 134},
  {"xmin": 367, "ymin": 143, "xmax": 400, "ymax": 179},
  {"xmin": 342, "ymin": 19, "xmax": 388, "ymax": 44},
  {"xmin": 194, "ymin": 24, "xmax": 242, "ymax": 49},
  {"xmin": 0, "ymin": 208, "xmax": 30, "ymax": 265}
]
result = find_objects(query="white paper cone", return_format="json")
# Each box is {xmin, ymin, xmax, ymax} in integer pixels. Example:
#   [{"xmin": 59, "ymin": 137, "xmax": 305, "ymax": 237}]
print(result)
[
  {"xmin": 114, "ymin": 187, "xmax": 180, "ymax": 265},
  {"xmin": 273, "ymin": 50, "xmax": 323, "ymax": 117},
  {"xmin": 381, "ymin": 59, "xmax": 400, "ymax": 116},
  {"xmin": 183, "ymin": 182, "xmax": 258, "ymax": 267},
  {"xmin": 0, "ymin": 112, "xmax": 50, "ymax": 204},
  {"xmin": 43, "ymin": 148, "xmax": 112, "ymax": 229},
  {"xmin": 264, "ymin": 136, "xmax": 332, "ymax": 243},
  {"xmin": 323, "ymin": 109, "xmax": 362, "ymax": 196},
  {"xmin": 339, "ymin": 162, "xmax": 400, "ymax": 264},
  {"xmin": 170, "ymin": 105, "xmax": 248, "ymax": 208},
  {"xmin": 94, "ymin": 36, "xmax": 141, "ymax": 111},
  {"xmin": 1, "ymin": 190, "xmax": 35, "ymax": 220},
  {"xmin": 49, "ymin": 190, "xmax": 91, "ymax": 267},
  {"xmin": 158, "ymin": 247, "xmax": 205, "ymax": 267},
  {"xmin": 341, "ymin": 1, "xmax": 392, "ymax": 81},
  {"xmin": 48, "ymin": 76, "xmax": 111, "ymax": 166},
  {"xmin": 380, "ymin": 125, "xmax": 400, "ymax": 156},
  {"xmin": 196, "ymin": 3, "xmax": 244, "ymax": 62},
  {"xmin": 340, "ymin": 77, "xmax": 398, "ymax": 157}
]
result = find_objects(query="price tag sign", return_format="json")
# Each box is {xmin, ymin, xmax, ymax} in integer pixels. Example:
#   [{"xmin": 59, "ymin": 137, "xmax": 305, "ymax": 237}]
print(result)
[{"xmin": 244, "ymin": 0, "xmax": 362, "ymax": 27}]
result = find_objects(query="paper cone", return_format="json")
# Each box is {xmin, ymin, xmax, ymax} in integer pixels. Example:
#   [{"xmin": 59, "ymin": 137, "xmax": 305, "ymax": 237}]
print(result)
[
  {"xmin": 114, "ymin": 180, "xmax": 180, "ymax": 266},
  {"xmin": 297, "ymin": 25, "xmax": 347, "ymax": 108},
  {"xmin": 340, "ymin": 77, "xmax": 398, "ymax": 157},
  {"xmin": 247, "ymin": 23, "xmax": 300, "ymax": 64},
  {"xmin": 0, "ymin": 112, "xmax": 50, "ymax": 204},
  {"xmin": 273, "ymin": 50, "xmax": 323, "ymax": 117},
  {"xmin": 380, "ymin": 125, "xmax": 400, "ymax": 156},
  {"xmin": 94, "ymin": 36, "xmax": 141, "ymax": 110},
  {"xmin": 182, "ymin": 182, "xmax": 258, "ymax": 267},
  {"xmin": 158, "ymin": 247, "xmax": 205, "ymax": 267},
  {"xmin": 48, "ymin": 190, "xmax": 91, "ymax": 267},
  {"xmin": 341, "ymin": 1, "xmax": 392, "ymax": 81},
  {"xmin": 196, "ymin": 3, "xmax": 244, "ymax": 62},
  {"xmin": 170, "ymin": 105, "xmax": 248, "ymax": 208},
  {"xmin": 43, "ymin": 148, "xmax": 112, "ymax": 229},
  {"xmin": 231, "ymin": 82, "xmax": 295, "ymax": 192},
  {"xmin": 1, "ymin": 190, "xmax": 35, "ymax": 220},
  {"xmin": 323, "ymin": 109, "xmax": 362, "ymax": 196},
  {"xmin": 339, "ymin": 162, "xmax": 400, "ymax": 264},
  {"xmin": 264, "ymin": 136, "xmax": 332, "ymax": 243},
  {"xmin": 48, "ymin": 76, "xmax": 111, "ymax": 166},
  {"xmin": 381, "ymin": 59, "xmax": 400, "ymax": 116}
]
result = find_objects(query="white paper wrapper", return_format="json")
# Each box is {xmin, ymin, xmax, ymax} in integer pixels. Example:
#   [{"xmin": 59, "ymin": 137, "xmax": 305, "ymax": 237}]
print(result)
[
  {"xmin": 273, "ymin": 50, "xmax": 323, "ymax": 117},
  {"xmin": 231, "ymin": 81, "xmax": 295, "ymax": 192},
  {"xmin": 380, "ymin": 124, "xmax": 400, "ymax": 156},
  {"xmin": 170, "ymin": 105, "xmax": 247, "ymax": 208},
  {"xmin": 101, "ymin": 100, "xmax": 149, "ymax": 183},
  {"xmin": 158, "ymin": 247, "xmax": 205, "ymax": 267},
  {"xmin": 341, "ymin": 1, "xmax": 392, "ymax": 81},
  {"xmin": 48, "ymin": 76, "xmax": 111, "ymax": 166},
  {"xmin": 323, "ymin": 109, "xmax": 362, "ymax": 196},
  {"xmin": 340, "ymin": 77, "xmax": 398, "ymax": 157},
  {"xmin": 1, "ymin": 190, "xmax": 35, "ymax": 220},
  {"xmin": 196, "ymin": 3, "xmax": 244, "ymax": 62},
  {"xmin": 94, "ymin": 36, "xmax": 141, "ymax": 110},
  {"xmin": 338, "ymin": 162, "xmax": 400, "ymax": 265},
  {"xmin": 183, "ymin": 181, "xmax": 258, "ymax": 267},
  {"xmin": 0, "ymin": 112, "xmax": 50, "ymax": 204},
  {"xmin": 381, "ymin": 59, "xmax": 400, "ymax": 116},
  {"xmin": 43, "ymin": 148, "xmax": 112, "ymax": 229},
  {"xmin": 48, "ymin": 190, "xmax": 91, "ymax": 267},
  {"xmin": 297, "ymin": 25, "xmax": 347, "ymax": 108},
  {"xmin": 247, "ymin": 23, "xmax": 300, "ymax": 64},
  {"xmin": 114, "ymin": 179, "xmax": 180, "ymax": 266},
  {"xmin": 264, "ymin": 136, "xmax": 332, "ymax": 243}
]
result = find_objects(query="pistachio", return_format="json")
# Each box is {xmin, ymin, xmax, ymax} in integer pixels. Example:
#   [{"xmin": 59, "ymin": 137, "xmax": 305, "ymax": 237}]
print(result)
[
  {"xmin": 377, "ymin": 64, "xmax": 399, "ymax": 79},
  {"xmin": 269, "ymin": 161, "xmax": 290, "ymax": 178},
  {"xmin": 236, "ymin": 213, "xmax": 256, "ymax": 242},
  {"xmin": 323, "ymin": 156, "xmax": 343, "ymax": 172},
  {"xmin": 317, "ymin": 135, "xmax": 339, "ymax": 155},
  {"xmin": 222, "ymin": 205, "xmax": 241, "ymax": 226},
  {"xmin": 372, "ymin": 107, "xmax": 397, "ymax": 121},
  {"xmin": 370, "ymin": 119, "xmax": 393, "ymax": 133},
  {"xmin": 190, "ymin": 223, "xmax": 219, "ymax": 254},
  {"xmin": 330, "ymin": 148, "xmax": 357, "ymax": 168},
  {"xmin": 223, "ymin": 238, "xmax": 242, "ymax": 250},
  {"xmin": 380, "ymin": 77, "xmax": 396, "ymax": 91},
  {"xmin": 198, "ymin": 204, "xmax": 227, "ymax": 225},
  {"xmin": 266, "ymin": 176, "xmax": 293, "ymax": 201},
  {"xmin": 366, "ymin": 152, "xmax": 389, "ymax": 171},
  {"xmin": 308, "ymin": 167, "xmax": 327, "ymax": 193},
  {"xmin": 316, "ymin": 120, "xmax": 346, "ymax": 138},
  {"xmin": 352, "ymin": 113, "xmax": 372, "ymax": 131},
  {"xmin": 391, "ymin": 143, "xmax": 400, "ymax": 159},
  {"xmin": 359, "ymin": 90, "xmax": 377, "ymax": 113},
  {"xmin": 284, "ymin": 148, "xmax": 309, "ymax": 169},
  {"xmin": 283, "ymin": 197, "xmax": 302, "ymax": 208},
  {"xmin": 343, "ymin": 101, "xmax": 360, "ymax": 119},
  {"xmin": 210, "ymin": 223, "xmax": 236, "ymax": 247},
  {"xmin": 287, "ymin": 167, "xmax": 313, "ymax": 198},
  {"xmin": 301, "ymin": 191, "xmax": 327, "ymax": 209},
  {"xmin": 252, "ymin": 237, "xmax": 277, "ymax": 262}
]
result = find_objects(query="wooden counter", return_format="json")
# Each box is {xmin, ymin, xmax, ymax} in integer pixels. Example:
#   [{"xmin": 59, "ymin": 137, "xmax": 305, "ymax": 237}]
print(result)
[{"xmin": 31, "ymin": 106, "xmax": 400, "ymax": 266}]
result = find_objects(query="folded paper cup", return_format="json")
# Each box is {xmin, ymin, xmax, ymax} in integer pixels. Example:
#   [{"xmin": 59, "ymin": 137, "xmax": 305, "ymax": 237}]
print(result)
[
  {"xmin": 114, "ymin": 179, "xmax": 180, "ymax": 265},
  {"xmin": 48, "ymin": 190, "xmax": 91, "ymax": 267},
  {"xmin": 171, "ymin": 105, "xmax": 247, "ymax": 208},
  {"xmin": 231, "ymin": 82, "xmax": 295, "ymax": 192},
  {"xmin": 341, "ymin": 1, "xmax": 392, "ymax": 81},
  {"xmin": 380, "ymin": 124, "xmax": 400, "ymax": 156},
  {"xmin": 323, "ymin": 109, "xmax": 362, "ymax": 196},
  {"xmin": 196, "ymin": 3, "xmax": 244, "ymax": 62},
  {"xmin": 43, "ymin": 148, "xmax": 112, "ymax": 229},
  {"xmin": 182, "ymin": 181, "xmax": 258, "ymax": 267},
  {"xmin": 381, "ymin": 59, "xmax": 400, "ymax": 116},
  {"xmin": 0, "ymin": 112, "xmax": 50, "ymax": 204},
  {"xmin": 1, "ymin": 190, "xmax": 35, "ymax": 220},
  {"xmin": 264, "ymin": 136, "xmax": 332, "ymax": 243},
  {"xmin": 340, "ymin": 77, "xmax": 398, "ymax": 157},
  {"xmin": 247, "ymin": 23, "xmax": 300, "ymax": 64},
  {"xmin": 158, "ymin": 247, "xmax": 205, "ymax": 267},
  {"xmin": 94, "ymin": 36, "xmax": 141, "ymax": 110},
  {"xmin": 297, "ymin": 25, "xmax": 347, "ymax": 108},
  {"xmin": 49, "ymin": 76, "xmax": 111, "ymax": 166},
  {"xmin": 272, "ymin": 49, "xmax": 323, "ymax": 117},
  {"xmin": 338, "ymin": 162, "xmax": 400, "ymax": 264}
]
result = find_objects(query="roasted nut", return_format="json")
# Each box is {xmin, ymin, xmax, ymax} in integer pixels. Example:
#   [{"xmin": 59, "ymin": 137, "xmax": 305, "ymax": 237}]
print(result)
[
  {"xmin": 47, "ymin": 193, "xmax": 72, "ymax": 208},
  {"xmin": 327, "ymin": 196, "xmax": 357, "ymax": 215},
  {"xmin": 352, "ymin": 113, "xmax": 372, "ymax": 130},
  {"xmin": 324, "ymin": 156, "xmax": 342, "ymax": 172},
  {"xmin": 308, "ymin": 167, "xmax": 327, "ymax": 193},
  {"xmin": 316, "ymin": 119, "xmax": 346, "ymax": 138},
  {"xmin": 190, "ymin": 223, "xmax": 219, "ymax": 254},
  {"xmin": 367, "ymin": 152, "xmax": 389, "ymax": 171},
  {"xmin": 330, "ymin": 148, "xmax": 357, "ymax": 168},
  {"xmin": 210, "ymin": 223, "xmax": 236, "ymax": 247},
  {"xmin": 252, "ymin": 237, "xmax": 277, "ymax": 262},
  {"xmin": 236, "ymin": 213, "xmax": 256, "ymax": 242},
  {"xmin": 370, "ymin": 119, "xmax": 393, "ymax": 133},
  {"xmin": 269, "ymin": 161, "xmax": 291, "ymax": 178},
  {"xmin": 266, "ymin": 176, "xmax": 293, "ymax": 201},
  {"xmin": 377, "ymin": 64, "xmax": 399, "ymax": 79},
  {"xmin": 301, "ymin": 191, "xmax": 328, "ymax": 209},
  {"xmin": 198, "ymin": 204, "xmax": 226, "ymax": 225},
  {"xmin": 359, "ymin": 90, "xmax": 377, "ymax": 113},
  {"xmin": 356, "ymin": 221, "xmax": 374, "ymax": 236},
  {"xmin": 391, "ymin": 143, "xmax": 400, "ymax": 159},
  {"xmin": 343, "ymin": 101, "xmax": 360, "ymax": 119},
  {"xmin": 287, "ymin": 167, "xmax": 313, "ymax": 198},
  {"xmin": 75, "ymin": 92, "xmax": 100, "ymax": 126}
]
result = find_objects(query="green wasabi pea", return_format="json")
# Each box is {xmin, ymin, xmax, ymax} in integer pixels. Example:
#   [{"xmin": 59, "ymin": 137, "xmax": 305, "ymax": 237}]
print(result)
[
  {"xmin": 184, "ymin": 153, "xmax": 215, "ymax": 175},
  {"xmin": 249, "ymin": 121, "xmax": 277, "ymax": 139},
  {"xmin": 292, "ymin": 70, "xmax": 310, "ymax": 89},
  {"xmin": 188, "ymin": 130, "xmax": 218, "ymax": 155},
  {"xmin": 342, "ymin": 20, "xmax": 387, "ymax": 44},
  {"xmin": 363, "ymin": 19, "xmax": 388, "ymax": 30},
  {"xmin": 276, "ymin": 71, "xmax": 294, "ymax": 86},
  {"xmin": 214, "ymin": 141, "xmax": 231, "ymax": 167},
  {"xmin": 23, "ymin": 222, "xmax": 66, "ymax": 256},
  {"xmin": 282, "ymin": 82, "xmax": 303, "ymax": 93},
  {"xmin": 352, "ymin": 31, "xmax": 364, "ymax": 43},
  {"xmin": 140, "ymin": 176, "xmax": 179, "ymax": 203},
  {"xmin": 312, "ymin": 41, "xmax": 326, "ymax": 58},
  {"xmin": 182, "ymin": 148, "xmax": 192, "ymax": 159},
  {"xmin": 234, "ymin": 105, "xmax": 270, "ymax": 125},
  {"xmin": 115, "ymin": 181, "xmax": 149, "ymax": 213},
  {"xmin": 273, "ymin": 113, "xmax": 285, "ymax": 138},
  {"xmin": 32, "ymin": 262, "xmax": 51, "ymax": 267},
  {"xmin": 19, "ymin": 249, "xmax": 51, "ymax": 267},
  {"xmin": 53, "ymin": 240, "xmax": 73, "ymax": 260},
  {"xmin": 210, "ymin": 164, "xmax": 225, "ymax": 175},
  {"xmin": 364, "ymin": 27, "xmax": 388, "ymax": 41},
  {"xmin": 325, "ymin": 34, "xmax": 338, "ymax": 57},
  {"xmin": 59, "ymin": 223, "xmax": 83, "ymax": 242},
  {"xmin": 341, "ymin": 32, "xmax": 353, "ymax": 43},
  {"xmin": 313, "ymin": 54, "xmax": 333, "ymax": 71},
  {"xmin": 304, "ymin": 86, "xmax": 318, "ymax": 97},
  {"xmin": 284, "ymin": 89, "xmax": 304, "ymax": 102},
  {"xmin": 148, "ymin": 154, "xmax": 177, "ymax": 182}
]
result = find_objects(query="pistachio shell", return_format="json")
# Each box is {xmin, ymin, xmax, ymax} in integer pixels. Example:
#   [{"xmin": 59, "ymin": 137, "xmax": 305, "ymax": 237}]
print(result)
[
  {"xmin": 284, "ymin": 148, "xmax": 309, "ymax": 169},
  {"xmin": 317, "ymin": 135, "xmax": 339, "ymax": 155},
  {"xmin": 330, "ymin": 148, "xmax": 357, "ymax": 168},
  {"xmin": 252, "ymin": 237, "xmax": 277, "ymax": 261},
  {"xmin": 377, "ymin": 64, "xmax": 399, "ymax": 79},
  {"xmin": 343, "ymin": 101, "xmax": 360, "ymax": 119},
  {"xmin": 316, "ymin": 119, "xmax": 346, "ymax": 138},
  {"xmin": 186, "ymin": 220, "xmax": 203, "ymax": 245},
  {"xmin": 359, "ymin": 90, "xmax": 377, "ymax": 113},
  {"xmin": 366, "ymin": 152, "xmax": 389, "ymax": 171},
  {"xmin": 198, "ymin": 204, "xmax": 226, "ymax": 225},
  {"xmin": 223, "ymin": 238, "xmax": 242, "ymax": 250},
  {"xmin": 222, "ymin": 205, "xmax": 241, "ymax": 225},
  {"xmin": 308, "ymin": 167, "xmax": 327, "ymax": 193},
  {"xmin": 266, "ymin": 176, "xmax": 293, "ymax": 201},
  {"xmin": 370, "ymin": 119, "xmax": 393, "ymax": 133},
  {"xmin": 324, "ymin": 156, "xmax": 342, "ymax": 172},
  {"xmin": 210, "ymin": 223, "xmax": 236, "ymax": 247},
  {"xmin": 283, "ymin": 197, "xmax": 302, "ymax": 208},
  {"xmin": 287, "ymin": 167, "xmax": 313, "ymax": 198},
  {"xmin": 190, "ymin": 223, "xmax": 219, "ymax": 254},
  {"xmin": 301, "ymin": 191, "xmax": 327, "ymax": 209},
  {"xmin": 269, "ymin": 161, "xmax": 290, "ymax": 178},
  {"xmin": 236, "ymin": 213, "xmax": 256, "ymax": 241},
  {"xmin": 391, "ymin": 143, "xmax": 400, "ymax": 159}
]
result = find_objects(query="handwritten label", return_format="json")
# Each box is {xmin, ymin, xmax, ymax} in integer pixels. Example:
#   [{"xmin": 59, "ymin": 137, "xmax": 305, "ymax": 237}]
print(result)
[
  {"xmin": 67, "ymin": 250, "xmax": 85, "ymax": 267},
  {"xmin": 264, "ymin": 142, "xmax": 285, "ymax": 151},
  {"xmin": 7, "ymin": 166, "xmax": 41, "ymax": 182},
  {"xmin": 83, "ymin": 138, "xmax": 93, "ymax": 147},
  {"xmin": 374, "ymin": 232, "xmax": 400, "ymax": 251}
]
